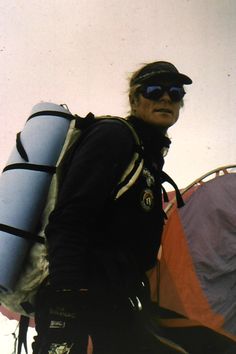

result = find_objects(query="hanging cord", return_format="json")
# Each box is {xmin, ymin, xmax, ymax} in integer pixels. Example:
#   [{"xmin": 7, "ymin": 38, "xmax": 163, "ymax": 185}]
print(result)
[{"xmin": 11, "ymin": 321, "xmax": 19, "ymax": 354}]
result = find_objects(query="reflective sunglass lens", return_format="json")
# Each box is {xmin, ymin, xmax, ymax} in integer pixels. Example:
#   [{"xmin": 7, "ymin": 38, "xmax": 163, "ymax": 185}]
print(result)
[
  {"xmin": 169, "ymin": 87, "xmax": 185, "ymax": 101},
  {"xmin": 141, "ymin": 85, "xmax": 185, "ymax": 102},
  {"xmin": 146, "ymin": 86, "xmax": 162, "ymax": 94},
  {"xmin": 142, "ymin": 86, "xmax": 163, "ymax": 100}
]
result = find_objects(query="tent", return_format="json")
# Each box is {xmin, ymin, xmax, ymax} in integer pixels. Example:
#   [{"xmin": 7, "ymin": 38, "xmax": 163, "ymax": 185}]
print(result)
[
  {"xmin": 149, "ymin": 165, "xmax": 236, "ymax": 353},
  {"xmin": 1, "ymin": 165, "xmax": 236, "ymax": 353}
]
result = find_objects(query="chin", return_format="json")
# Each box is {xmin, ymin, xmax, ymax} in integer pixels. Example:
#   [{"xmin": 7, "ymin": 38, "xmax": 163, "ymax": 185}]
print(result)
[
  {"xmin": 151, "ymin": 119, "xmax": 174, "ymax": 129},
  {"xmin": 156, "ymin": 116, "xmax": 178, "ymax": 128}
]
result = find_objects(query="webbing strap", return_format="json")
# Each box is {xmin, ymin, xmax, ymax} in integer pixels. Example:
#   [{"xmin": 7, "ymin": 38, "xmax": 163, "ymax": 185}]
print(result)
[
  {"xmin": 113, "ymin": 152, "xmax": 143, "ymax": 199},
  {"xmin": 27, "ymin": 110, "xmax": 74, "ymax": 122},
  {"xmin": 161, "ymin": 185, "xmax": 169, "ymax": 203},
  {"xmin": 3, "ymin": 163, "xmax": 56, "ymax": 174},
  {"xmin": 97, "ymin": 117, "xmax": 144, "ymax": 199},
  {"xmin": 16, "ymin": 132, "xmax": 29, "ymax": 161},
  {"xmin": 0, "ymin": 223, "xmax": 45, "ymax": 244},
  {"xmin": 16, "ymin": 110, "xmax": 74, "ymax": 162},
  {"xmin": 161, "ymin": 171, "xmax": 185, "ymax": 208},
  {"xmin": 17, "ymin": 315, "xmax": 29, "ymax": 354}
]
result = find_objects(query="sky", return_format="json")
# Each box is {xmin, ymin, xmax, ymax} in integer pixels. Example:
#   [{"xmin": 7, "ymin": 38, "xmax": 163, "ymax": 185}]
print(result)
[
  {"xmin": 0, "ymin": 0, "xmax": 236, "ymax": 352},
  {"xmin": 1, "ymin": 0, "xmax": 236, "ymax": 189}
]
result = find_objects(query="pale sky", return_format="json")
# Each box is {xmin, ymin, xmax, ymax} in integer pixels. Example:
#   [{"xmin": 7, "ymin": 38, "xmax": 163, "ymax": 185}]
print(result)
[
  {"xmin": 0, "ymin": 1, "xmax": 236, "ymax": 352},
  {"xmin": 1, "ymin": 0, "xmax": 236, "ymax": 189}
]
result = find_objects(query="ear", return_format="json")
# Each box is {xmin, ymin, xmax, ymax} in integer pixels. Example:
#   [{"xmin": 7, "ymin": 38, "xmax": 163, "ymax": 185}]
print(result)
[
  {"xmin": 129, "ymin": 96, "xmax": 137, "ymax": 115},
  {"xmin": 129, "ymin": 94, "xmax": 139, "ymax": 108}
]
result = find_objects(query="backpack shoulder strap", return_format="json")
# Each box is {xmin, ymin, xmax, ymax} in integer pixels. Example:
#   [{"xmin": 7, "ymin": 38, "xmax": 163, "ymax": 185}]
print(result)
[
  {"xmin": 98, "ymin": 117, "xmax": 144, "ymax": 200},
  {"xmin": 76, "ymin": 114, "xmax": 144, "ymax": 200},
  {"xmin": 74, "ymin": 114, "xmax": 145, "ymax": 200}
]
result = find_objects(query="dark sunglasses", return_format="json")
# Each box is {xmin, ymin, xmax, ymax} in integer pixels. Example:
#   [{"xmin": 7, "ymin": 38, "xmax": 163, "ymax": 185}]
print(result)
[{"xmin": 139, "ymin": 85, "xmax": 185, "ymax": 102}]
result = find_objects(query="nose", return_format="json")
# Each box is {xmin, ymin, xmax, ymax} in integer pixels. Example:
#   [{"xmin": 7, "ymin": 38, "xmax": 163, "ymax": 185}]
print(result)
[{"xmin": 159, "ymin": 91, "xmax": 171, "ymax": 102}]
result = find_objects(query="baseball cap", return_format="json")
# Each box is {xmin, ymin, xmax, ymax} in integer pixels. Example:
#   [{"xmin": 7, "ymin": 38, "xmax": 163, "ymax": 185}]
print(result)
[{"xmin": 131, "ymin": 61, "xmax": 192, "ymax": 86}]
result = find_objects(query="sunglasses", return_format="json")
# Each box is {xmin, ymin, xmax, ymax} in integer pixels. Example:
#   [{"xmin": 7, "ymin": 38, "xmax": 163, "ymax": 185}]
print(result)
[{"xmin": 139, "ymin": 85, "xmax": 185, "ymax": 102}]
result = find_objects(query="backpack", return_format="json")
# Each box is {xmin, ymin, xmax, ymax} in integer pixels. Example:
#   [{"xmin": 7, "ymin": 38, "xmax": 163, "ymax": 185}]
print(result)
[{"xmin": 0, "ymin": 104, "xmax": 144, "ymax": 321}]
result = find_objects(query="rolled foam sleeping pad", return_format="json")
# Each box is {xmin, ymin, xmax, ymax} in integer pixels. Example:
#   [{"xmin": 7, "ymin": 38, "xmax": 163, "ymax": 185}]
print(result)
[{"xmin": 0, "ymin": 102, "xmax": 73, "ymax": 293}]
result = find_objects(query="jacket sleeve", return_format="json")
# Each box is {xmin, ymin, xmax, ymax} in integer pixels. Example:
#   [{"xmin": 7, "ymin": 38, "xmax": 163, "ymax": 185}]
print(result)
[{"xmin": 45, "ymin": 120, "xmax": 135, "ymax": 289}]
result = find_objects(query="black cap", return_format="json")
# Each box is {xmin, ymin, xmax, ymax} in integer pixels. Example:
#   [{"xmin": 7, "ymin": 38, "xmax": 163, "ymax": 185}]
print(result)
[{"xmin": 131, "ymin": 61, "xmax": 192, "ymax": 86}]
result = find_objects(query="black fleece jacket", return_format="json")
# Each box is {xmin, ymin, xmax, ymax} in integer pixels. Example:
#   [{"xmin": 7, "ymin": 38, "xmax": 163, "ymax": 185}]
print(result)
[{"xmin": 45, "ymin": 116, "xmax": 171, "ymax": 291}]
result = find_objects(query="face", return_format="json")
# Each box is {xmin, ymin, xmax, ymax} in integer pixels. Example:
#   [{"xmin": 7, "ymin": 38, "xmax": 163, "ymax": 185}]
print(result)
[{"xmin": 131, "ymin": 81, "xmax": 182, "ymax": 130}]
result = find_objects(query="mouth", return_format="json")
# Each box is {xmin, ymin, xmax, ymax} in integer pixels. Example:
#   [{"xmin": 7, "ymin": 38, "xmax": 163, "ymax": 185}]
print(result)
[{"xmin": 154, "ymin": 108, "xmax": 173, "ymax": 114}]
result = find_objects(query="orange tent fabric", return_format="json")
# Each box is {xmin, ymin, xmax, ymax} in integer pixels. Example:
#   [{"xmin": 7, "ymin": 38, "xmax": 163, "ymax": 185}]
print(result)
[{"xmin": 158, "ymin": 173, "xmax": 236, "ymax": 341}]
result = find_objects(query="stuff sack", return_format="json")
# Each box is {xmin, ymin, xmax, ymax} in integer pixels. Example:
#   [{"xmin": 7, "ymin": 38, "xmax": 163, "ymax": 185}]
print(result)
[{"xmin": 0, "ymin": 102, "xmax": 79, "ymax": 315}]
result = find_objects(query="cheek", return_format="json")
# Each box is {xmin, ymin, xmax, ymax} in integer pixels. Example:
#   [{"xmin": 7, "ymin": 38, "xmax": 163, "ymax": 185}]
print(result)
[
  {"xmin": 174, "ymin": 105, "xmax": 181, "ymax": 122},
  {"xmin": 135, "ymin": 101, "xmax": 151, "ymax": 116},
  {"xmin": 142, "ymin": 101, "xmax": 155, "ymax": 114},
  {"xmin": 175, "ymin": 110, "xmax": 180, "ymax": 122}
]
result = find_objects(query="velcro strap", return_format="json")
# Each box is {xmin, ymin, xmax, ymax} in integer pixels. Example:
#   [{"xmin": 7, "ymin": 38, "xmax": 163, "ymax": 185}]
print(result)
[
  {"xmin": 0, "ymin": 223, "xmax": 45, "ymax": 244},
  {"xmin": 3, "ymin": 163, "xmax": 56, "ymax": 174}
]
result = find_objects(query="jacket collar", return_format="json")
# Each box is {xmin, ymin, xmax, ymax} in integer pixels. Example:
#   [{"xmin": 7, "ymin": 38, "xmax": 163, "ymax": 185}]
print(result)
[{"xmin": 127, "ymin": 116, "xmax": 171, "ymax": 157}]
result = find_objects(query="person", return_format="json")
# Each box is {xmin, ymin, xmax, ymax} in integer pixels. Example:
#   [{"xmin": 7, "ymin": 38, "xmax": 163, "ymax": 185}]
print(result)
[{"xmin": 32, "ymin": 61, "xmax": 192, "ymax": 354}]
